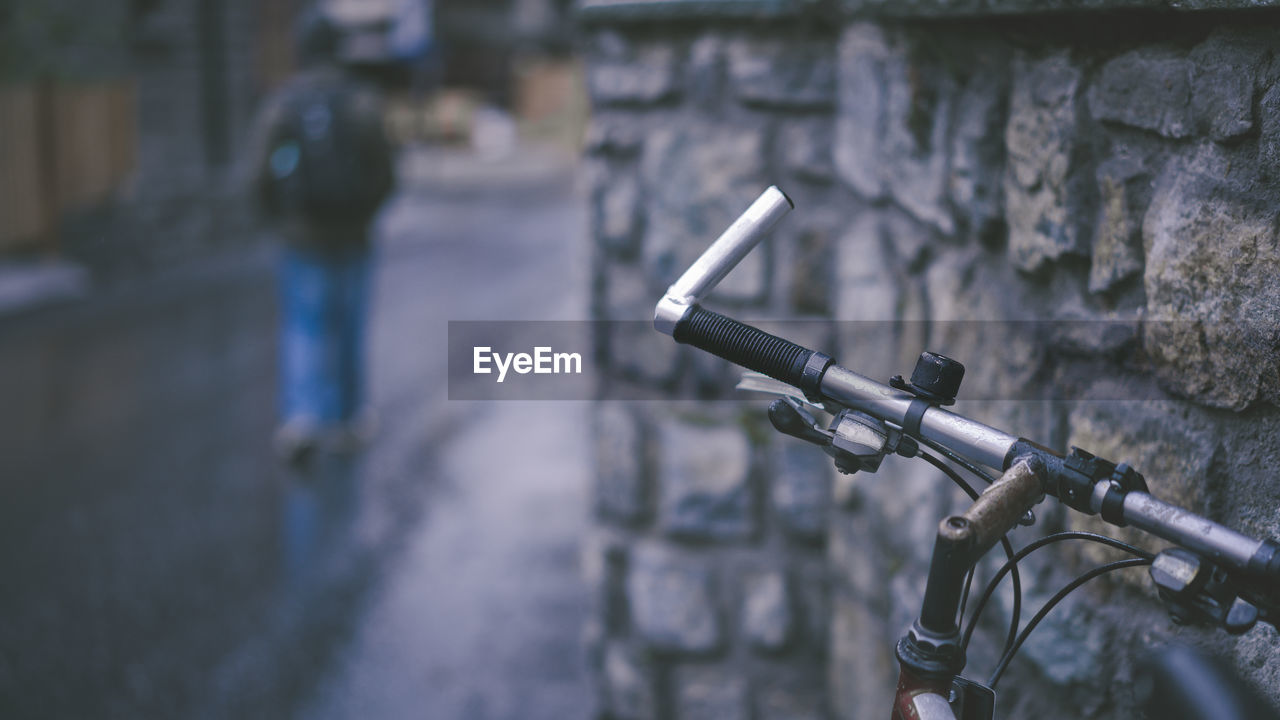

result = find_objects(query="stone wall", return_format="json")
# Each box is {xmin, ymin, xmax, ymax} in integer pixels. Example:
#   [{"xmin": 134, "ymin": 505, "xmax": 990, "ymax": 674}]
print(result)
[{"xmin": 580, "ymin": 4, "xmax": 1280, "ymax": 719}]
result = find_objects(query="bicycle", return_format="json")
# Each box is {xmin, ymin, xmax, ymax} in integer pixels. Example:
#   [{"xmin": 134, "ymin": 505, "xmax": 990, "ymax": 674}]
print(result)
[{"xmin": 652, "ymin": 186, "xmax": 1280, "ymax": 719}]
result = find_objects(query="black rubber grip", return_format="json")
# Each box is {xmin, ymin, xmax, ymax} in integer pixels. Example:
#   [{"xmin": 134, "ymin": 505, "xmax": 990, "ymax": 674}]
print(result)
[{"xmin": 673, "ymin": 306, "xmax": 813, "ymax": 388}]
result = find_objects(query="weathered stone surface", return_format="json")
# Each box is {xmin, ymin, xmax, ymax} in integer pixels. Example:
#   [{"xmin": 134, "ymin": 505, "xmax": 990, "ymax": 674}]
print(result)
[
  {"xmin": 1260, "ymin": 81, "xmax": 1280, "ymax": 176},
  {"xmin": 1188, "ymin": 28, "xmax": 1271, "ymax": 141},
  {"xmin": 787, "ymin": 224, "xmax": 836, "ymax": 315},
  {"xmin": 603, "ymin": 641, "xmax": 657, "ymax": 720},
  {"xmin": 687, "ymin": 34, "xmax": 728, "ymax": 111},
  {"xmin": 578, "ymin": 0, "xmax": 810, "ymax": 23},
  {"xmin": 779, "ymin": 118, "xmax": 836, "ymax": 184},
  {"xmin": 594, "ymin": 404, "xmax": 649, "ymax": 523},
  {"xmin": 1066, "ymin": 398, "xmax": 1219, "ymax": 585},
  {"xmin": 841, "ymin": 0, "xmax": 1170, "ymax": 14},
  {"xmin": 1049, "ymin": 315, "xmax": 1141, "ymax": 357},
  {"xmin": 924, "ymin": 247, "xmax": 1044, "ymax": 397},
  {"xmin": 1089, "ymin": 152, "xmax": 1150, "ymax": 294},
  {"xmin": 587, "ymin": 33, "xmax": 682, "ymax": 106},
  {"xmin": 833, "ymin": 214, "xmax": 907, "ymax": 378},
  {"xmin": 756, "ymin": 686, "xmax": 825, "ymax": 720},
  {"xmin": 1142, "ymin": 143, "xmax": 1280, "ymax": 410},
  {"xmin": 584, "ymin": 532, "xmax": 632, "ymax": 636},
  {"xmin": 584, "ymin": 113, "xmax": 647, "ymax": 156},
  {"xmin": 640, "ymin": 123, "xmax": 770, "ymax": 303},
  {"xmin": 772, "ymin": 442, "xmax": 832, "ymax": 541},
  {"xmin": 1013, "ymin": 600, "xmax": 1111, "ymax": 688},
  {"xmin": 830, "ymin": 594, "xmax": 896, "ymax": 720},
  {"xmin": 1004, "ymin": 50, "xmax": 1087, "ymax": 271},
  {"xmin": 879, "ymin": 44, "xmax": 957, "ymax": 236},
  {"xmin": 794, "ymin": 563, "xmax": 830, "ymax": 654},
  {"xmin": 835, "ymin": 23, "xmax": 892, "ymax": 201},
  {"xmin": 657, "ymin": 419, "xmax": 756, "ymax": 539},
  {"xmin": 602, "ymin": 263, "xmax": 681, "ymax": 384},
  {"xmin": 628, "ymin": 545, "xmax": 722, "ymax": 653},
  {"xmin": 728, "ymin": 36, "xmax": 836, "ymax": 110},
  {"xmin": 949, "ymin": 57, "xmax": 1010, "ymax": 241},
  {"xmin": 742, "ymin": 570, "xmax": 795, "ymax": 652},
  {"xmin": 593, "ymin": 173, "xmax": 644, "ymax": 257},
  {"xmin": 838, "ymin": 27, "xmax": 1008, "ymax": 236},
  {"xmin": 674, "ymin": 666, "xmax": 750, "ymax": 720},
  {"xmin": 1089, "ymin": 48, "xmax": 1193, "ymax": 138},
  {"xmin": 580, "ymin": 0, "xmax": 1280, "ymax": 22}
]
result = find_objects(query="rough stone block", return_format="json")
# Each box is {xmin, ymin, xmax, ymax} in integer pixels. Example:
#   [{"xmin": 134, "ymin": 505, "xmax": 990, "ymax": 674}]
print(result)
[
  {"xmin": 728, "ymin": 36, "xmax": 836, "ymax": 110},
  {"xmin": 628, "ymin": 545, "xmax": 722, "ymax": 653},
  {"xmin": 603, "ymin": 641, "xmax": 658, "ymax": 720},
  {"xmin": 657, "ymin": 419, "xmax": 756, "ymax": 540},
  {"xmin": 1141, "ymin": 143, "xmax": 1280, "ymax": 410},
  {"xmin": 1260, "ymin": 82, "xmax": 1280, "ymax": 176},
  {"xmin": 949, "ymin": 56, "xmax": 1010, "ymax": 242},
  {"xmin": 838, "ymin": 26, "xmax": 1008, "ymax": 237},
  {"xmin": 771, "ymin": 442, "xmax": 832, "ymax": 541},
  {"xmin": 584, "ymin": 113, "xmax": 646, "ymax": 156},
  {"xmin": 779, "ymin": 118, "xmax": 836, "ymax": 184},
  {"xmin": 756, "ymin": 685, "xmax": 826, "ymax": 720},
  {"xmin": 833, "ymin": 212, "xmax": 929, "ymax": 379},
  {"xmin": 587, "ymin": 32, "xmax": 682, "ymax": 106},
  {"xmin": 794, "ymin": 563, "xmax": 830, "ymax": 654},
  {"xmin": 742, "ymin": 570, "xmax": 795, "ymax": 652},
  {"xmin": 1089, "ymin": 152, "xmax": 1151, "ymax": 294},
  {"xmin": 879, "ymin": 45, "xmax": 956, "ymax": 235},
  {"xmin": 687, "ymin": 34, "xmax": 728, "ymax": 111},
  {"xmin": 1067, "ymin": 398, "xmax": 1217, "ymax": 520},
  {"xmin": 594, "ymin": 404, "xmax": 649, "ymax": 523},
  {"xmin": 1189, "ymin": 28, "xmax": 1272, "ymax": 141},
  {"xmin": 830, "ymin": 594, "xmax": 896, "ymax": 720},
  {"xmin": 602, "ymin": 263, "xmax": 682, "ymax": 384},
  {"xmin": 1089, "ymin": 48, "xmax": 1193, "ymax": 138},
  {"xmin": 835, "ymin": 23, "xmax": 892, "ymax": 200},
  {"xmin": 593, "ymin": 173, "xmax": 644, "ymax": 258},
  {"xmin": 1004, "ymin": 50, "xmax": 1088, "ymax": 271},
  {"xmin": 640, "ymin": 123, "xmax": 771, "ymax": 303},
  {"xmin": 786, "ymin": 224, "xmax": 836, "ymax": 315},
  {"xmin": 674, "ymin": 666, "xmax": 750, "ymax": 720},
  {"xmin": 1064, "ymin": 396, "xmax": 1219, "ymax": 603},
  {"xmin": 584, "ymin": 532, "xmax": 631, "ymax": 635}
]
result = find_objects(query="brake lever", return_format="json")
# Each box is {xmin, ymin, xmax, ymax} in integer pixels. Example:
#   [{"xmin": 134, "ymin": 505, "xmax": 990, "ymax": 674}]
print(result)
[{"xmin": 1149, "ymin": 548, "xmax": 1271, "ymax": 635}]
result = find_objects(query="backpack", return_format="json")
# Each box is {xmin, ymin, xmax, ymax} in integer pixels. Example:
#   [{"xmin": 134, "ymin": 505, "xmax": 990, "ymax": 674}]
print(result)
[{"xmin": 265, "ymin": 82, "xmax": 391, "ymax": 222}]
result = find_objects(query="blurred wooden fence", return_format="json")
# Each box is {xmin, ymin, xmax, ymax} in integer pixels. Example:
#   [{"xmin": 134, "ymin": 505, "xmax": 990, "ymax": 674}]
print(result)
[{"xmin": 0, "ymin": 81, "xmax": 136, "ymax": 253}]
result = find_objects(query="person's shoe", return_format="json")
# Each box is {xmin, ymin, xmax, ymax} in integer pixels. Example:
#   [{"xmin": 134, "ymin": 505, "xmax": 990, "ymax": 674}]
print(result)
[{"xmin": 274, "ymin": 417, "xmax": 321, "ymax": 467}]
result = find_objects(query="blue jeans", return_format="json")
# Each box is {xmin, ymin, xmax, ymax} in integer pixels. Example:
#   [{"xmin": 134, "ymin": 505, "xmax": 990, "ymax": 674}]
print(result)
[{"xmin": 278, "ymin": 245, "xmax": 372, "ymax": 426}]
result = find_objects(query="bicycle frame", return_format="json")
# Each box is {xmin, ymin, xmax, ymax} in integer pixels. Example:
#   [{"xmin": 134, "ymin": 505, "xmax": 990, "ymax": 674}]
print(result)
[{"xmin": 653, "ymin": 186, "xmax": 1280, "ymax": 720}]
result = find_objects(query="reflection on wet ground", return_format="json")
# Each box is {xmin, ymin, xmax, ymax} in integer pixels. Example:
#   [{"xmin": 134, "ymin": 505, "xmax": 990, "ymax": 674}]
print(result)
[{"xmin": 0, "ymin": 148, "xmax": 591, "ymax": 719}]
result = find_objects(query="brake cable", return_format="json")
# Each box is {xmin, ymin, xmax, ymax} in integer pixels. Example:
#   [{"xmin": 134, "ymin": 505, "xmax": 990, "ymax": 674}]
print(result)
[
  {"xmin": 987, "ymin": 557, "xmax": 1153, "ymax": 688},
  {"xmin": 961, "ymin": 531, "xmax": 1155, "ymax": 654}
]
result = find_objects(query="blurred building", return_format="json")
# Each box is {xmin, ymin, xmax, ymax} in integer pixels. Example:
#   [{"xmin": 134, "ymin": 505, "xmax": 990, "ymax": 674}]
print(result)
[
  {"xmin": 0, "ymin": 0, "xmax": 582, "ymax": 296},
  {"xmin": 0, "ymin": 0, "xmax": 283, "ymax": 285}
]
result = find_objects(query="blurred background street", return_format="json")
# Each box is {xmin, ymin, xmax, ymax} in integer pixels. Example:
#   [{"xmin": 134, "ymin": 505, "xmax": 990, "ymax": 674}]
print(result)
[
  {"xmin": 0, "ymin": 143, "xmax": 592, "ymax": 718},
  {"xmin": 0, "ymin": 1, "xmax": 595, "ymax": 717}
]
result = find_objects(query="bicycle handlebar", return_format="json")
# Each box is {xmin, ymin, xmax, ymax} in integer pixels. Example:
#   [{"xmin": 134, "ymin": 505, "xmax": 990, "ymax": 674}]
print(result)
[{"xmin": 653, "ymin": 187, "xmax": 1280, "ymax": 591}]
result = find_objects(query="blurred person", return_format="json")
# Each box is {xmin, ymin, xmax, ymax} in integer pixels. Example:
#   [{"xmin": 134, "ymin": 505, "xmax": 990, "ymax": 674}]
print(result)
[{"xmin": 246, "ymin": 9, "xmax": 396, "ymax": 465}]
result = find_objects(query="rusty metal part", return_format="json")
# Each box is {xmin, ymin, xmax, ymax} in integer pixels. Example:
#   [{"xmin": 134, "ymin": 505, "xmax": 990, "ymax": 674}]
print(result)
[{"xmin": 955, "ymin": 459, "xmax": 1044, "ymax": 558}]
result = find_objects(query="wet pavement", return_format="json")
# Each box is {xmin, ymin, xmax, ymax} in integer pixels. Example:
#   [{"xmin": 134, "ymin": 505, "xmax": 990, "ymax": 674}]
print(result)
[{"xmin": 0, "ymin": 147, "xmax": 592, "ymax": 719}]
